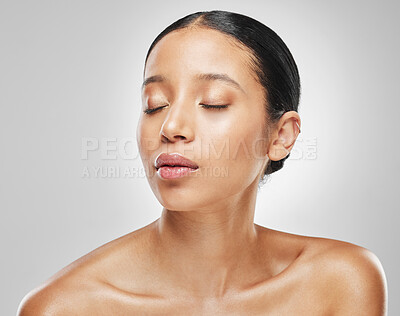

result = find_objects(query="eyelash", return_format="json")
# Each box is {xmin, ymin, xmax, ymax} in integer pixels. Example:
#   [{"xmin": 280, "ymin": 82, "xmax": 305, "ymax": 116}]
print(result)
[{"xmin": 143, "ymin": 104, "xmax": 229, "ymax": 114}]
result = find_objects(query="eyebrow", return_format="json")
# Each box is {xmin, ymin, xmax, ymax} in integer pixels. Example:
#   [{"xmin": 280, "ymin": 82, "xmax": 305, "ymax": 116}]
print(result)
[{"xmin": 141, "ymin": 73, "xmax": 245, "ymax": 93}]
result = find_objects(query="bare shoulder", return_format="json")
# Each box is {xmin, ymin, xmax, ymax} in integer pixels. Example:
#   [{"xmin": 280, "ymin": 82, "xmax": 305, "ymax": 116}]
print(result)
[
  {"xmin": 17, "ymin": 221, "xmax": 158, "ymax": 315},
  {"xmin": 298, "ymin": 234, "xmax": 388, "ymax": 315},
  {"xmin": 17, "ymin": 274, "xmax": 100, "ymax": 316},
  {"xmin": 256, "ymin": 226, "xmax": 387, "ymax": 315}
]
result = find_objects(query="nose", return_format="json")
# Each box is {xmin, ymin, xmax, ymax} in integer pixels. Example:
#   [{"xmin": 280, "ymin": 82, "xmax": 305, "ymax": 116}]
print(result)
[{"xmin": 160, "ymin": 101, "xmax": 195, "ymax": 143}]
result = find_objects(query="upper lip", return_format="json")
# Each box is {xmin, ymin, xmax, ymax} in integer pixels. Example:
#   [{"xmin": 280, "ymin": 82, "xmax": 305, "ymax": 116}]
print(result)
[{"xmin": 155, "ymin": 153, "xmax": 199, "ymax": 170}]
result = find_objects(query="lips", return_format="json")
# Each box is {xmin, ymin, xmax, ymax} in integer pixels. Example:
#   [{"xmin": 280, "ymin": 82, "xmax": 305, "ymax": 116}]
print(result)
[{"xmin": 155, "ymin": 153, "xmax": 199, "ymax": 170}]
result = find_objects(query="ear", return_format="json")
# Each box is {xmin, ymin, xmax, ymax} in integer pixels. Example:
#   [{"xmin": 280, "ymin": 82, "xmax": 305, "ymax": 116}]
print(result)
[{"xmin": 267, "ymin": 111, "xmax": 301, "ymax": 161}]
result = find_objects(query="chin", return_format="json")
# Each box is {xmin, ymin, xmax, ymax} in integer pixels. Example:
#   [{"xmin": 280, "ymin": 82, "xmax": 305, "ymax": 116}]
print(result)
[
  {"xmin": 155, "ymin": 189, "xmax": 216, "ymax": 212},
  {"xmin": 157, "ymin": 194, "xmax": 201, "ymax": 212}
]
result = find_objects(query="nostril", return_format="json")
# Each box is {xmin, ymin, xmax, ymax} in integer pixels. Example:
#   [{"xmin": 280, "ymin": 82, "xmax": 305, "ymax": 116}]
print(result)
[
  {"xmin": 161, "ymin": 134, "xmax": 172, "ymax": 143},
  {"xmin": 161, "ymin": 133, "xmax": 186, "ymax": 143}
]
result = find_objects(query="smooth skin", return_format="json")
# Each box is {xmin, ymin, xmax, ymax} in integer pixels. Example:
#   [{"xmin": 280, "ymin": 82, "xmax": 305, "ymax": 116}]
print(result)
[{"xmin": 18, "ymin": 26, "xmax": 387, "ymax": 315}]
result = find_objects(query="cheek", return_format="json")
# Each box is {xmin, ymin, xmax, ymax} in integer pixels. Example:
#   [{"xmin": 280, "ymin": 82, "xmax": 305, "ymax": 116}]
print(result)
[
  {"xmin": 228, "ymin": 126, "xmax": 266, "ymax": 181},
  {"xmin": 197, "ymin": 109, "xmax": 267, "ymax": 184},
  {"xmin": 137, "ymin": 117, "xmax": 160, "ymax": 155}
]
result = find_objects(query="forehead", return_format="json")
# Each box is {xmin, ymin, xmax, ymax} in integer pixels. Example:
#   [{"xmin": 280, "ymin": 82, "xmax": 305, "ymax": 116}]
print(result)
[{"xmin": 144, "ymin": 27, "xmax": 259, "ymax": 88}]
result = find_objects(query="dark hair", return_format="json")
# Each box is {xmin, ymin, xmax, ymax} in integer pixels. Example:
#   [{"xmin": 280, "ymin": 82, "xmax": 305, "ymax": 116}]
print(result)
[{"xmin": 144, "ymin": 10, "xmax": 301, "ymax": 183}]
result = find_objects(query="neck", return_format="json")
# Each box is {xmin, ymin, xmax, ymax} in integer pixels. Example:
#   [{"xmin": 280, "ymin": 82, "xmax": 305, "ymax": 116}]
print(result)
[{"xmin": 153, "ymin": 178, "xmax": 267, "ymax": 299}]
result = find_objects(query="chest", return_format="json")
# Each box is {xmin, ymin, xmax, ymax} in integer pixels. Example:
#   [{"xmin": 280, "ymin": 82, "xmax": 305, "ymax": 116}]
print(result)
[{"xmin": 86, "ymin": 284, "xmax": 331, "ymax": 316}]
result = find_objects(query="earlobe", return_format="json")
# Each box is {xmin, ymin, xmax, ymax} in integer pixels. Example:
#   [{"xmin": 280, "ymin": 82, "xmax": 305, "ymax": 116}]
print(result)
[{"xmin": 267, "ymin": 139, "xmax": 290, "ymax": 162}]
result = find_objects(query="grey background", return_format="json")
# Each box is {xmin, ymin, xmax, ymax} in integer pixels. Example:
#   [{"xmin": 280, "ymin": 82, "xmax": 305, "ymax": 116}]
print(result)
[{"xmin": 1, "ymin": 0, "xmax": 399, "ymax": 315}]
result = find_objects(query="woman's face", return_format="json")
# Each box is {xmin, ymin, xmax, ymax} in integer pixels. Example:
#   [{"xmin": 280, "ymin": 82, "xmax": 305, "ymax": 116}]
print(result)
[{"xmin": 137, "ymin": 27, "xmax": 270, "ymax": 211}]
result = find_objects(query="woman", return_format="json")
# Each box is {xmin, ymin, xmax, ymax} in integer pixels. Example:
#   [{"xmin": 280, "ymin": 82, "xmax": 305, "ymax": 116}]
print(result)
[{"xmin": 18, "ymin": 10, "xmax": 387, "ymax": 315}]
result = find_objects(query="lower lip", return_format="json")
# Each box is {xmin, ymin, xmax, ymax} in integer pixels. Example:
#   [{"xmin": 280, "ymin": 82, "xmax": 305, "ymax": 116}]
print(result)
[{"xmin": 157, "ymin": 166, "xmax": 198, "ymax": 179}]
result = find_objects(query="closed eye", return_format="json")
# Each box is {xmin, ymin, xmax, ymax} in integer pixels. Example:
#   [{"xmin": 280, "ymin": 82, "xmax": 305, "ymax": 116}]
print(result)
[
  {"xmin": 143, "ymin": 105, "xmax": 167, "ymax": 114},
  {"xmin": 201, "ymin": 104, "xmax": 229, "ymax": 110},
  {"xmin": 143, "ymin": 104, "xmax": 229, "ymax": 114}
]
